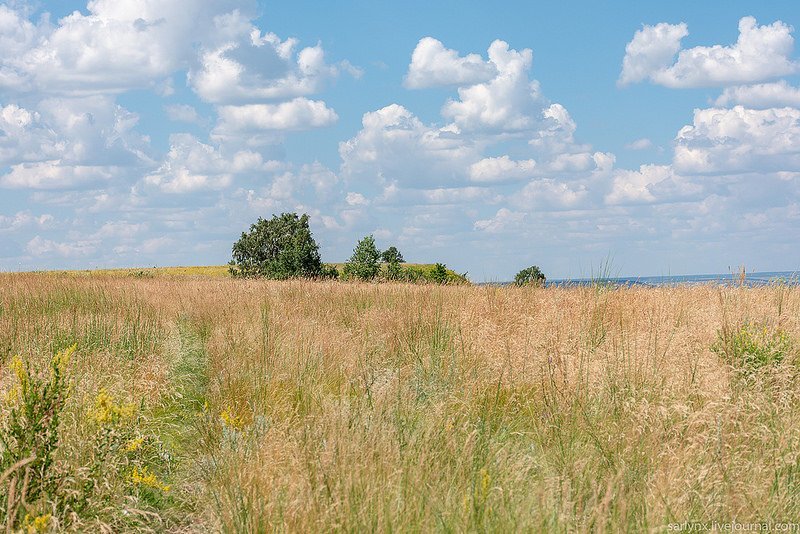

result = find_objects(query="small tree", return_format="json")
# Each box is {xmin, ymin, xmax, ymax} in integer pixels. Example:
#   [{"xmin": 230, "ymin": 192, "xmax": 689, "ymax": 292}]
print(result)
[
  {"xmin": 381, "ymin": 246, "xmax": 404, "ymax": 264},
  {"xmin": 381, "ymin": 246, "xmax": 405, "ymax": 281},
  {"xmin": 229, "ymin": 213, "xmax": 323, "ymax": 279},
  {"xmin": 343, "ymin": 235, "xmax": 381, "ymax": 281},
  {"xmin": 514, "ymin": 265, "xmax": 546, "ymax": 287},
  {"xmin": 430, "ymin": 263, "xmax": 449, "ymax": 284}
]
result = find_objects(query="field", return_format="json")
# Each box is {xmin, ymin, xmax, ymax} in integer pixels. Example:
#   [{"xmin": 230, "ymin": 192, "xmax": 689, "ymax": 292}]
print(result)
[{"xmin": 1, "ymin": 273, "xmax": 799, "ymax": 532}]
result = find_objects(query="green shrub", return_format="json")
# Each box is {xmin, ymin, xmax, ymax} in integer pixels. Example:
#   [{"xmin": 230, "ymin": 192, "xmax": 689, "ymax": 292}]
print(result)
[
  {"xmin": 0, "ymin": 346, "xmax": 73, "ymax": 529},
  {"xmin": 711, "ymin": 322, "xmax": 793, "ymax": 372},
  {"xmin": 229, "ymin": 213, "xmax": 323, "ymax": 279},
  {"xmin": 320, "ymin": 263, "xmax": 340, "ymax": 279}
]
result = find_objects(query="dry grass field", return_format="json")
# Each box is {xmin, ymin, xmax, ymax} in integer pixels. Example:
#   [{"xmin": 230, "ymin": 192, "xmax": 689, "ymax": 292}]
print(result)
[{"xmin": 1, "ymin": 273, "xmax": 799, "ymax": 532}]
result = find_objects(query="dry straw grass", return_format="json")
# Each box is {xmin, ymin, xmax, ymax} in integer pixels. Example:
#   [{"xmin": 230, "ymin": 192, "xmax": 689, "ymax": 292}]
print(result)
[{"xmin": 1, "ymin": 273, "xmax": 799, "ymax": 531}]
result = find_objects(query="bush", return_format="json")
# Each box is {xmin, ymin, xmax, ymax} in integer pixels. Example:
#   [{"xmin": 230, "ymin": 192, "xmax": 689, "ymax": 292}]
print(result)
[
  {"xmin": 711, "ymin": 322, "xmax": 793, "ymax": 373},
  {"xmin": 229, "ymin": 213, "xmax": 322, "ymax": 279},
  {"xmin": 514, "ymin": 265, "xmax": 546, "ymax": 287},
  {"xmin": 320, "ymin": 264, "xmax": 340, "ymax": 280},
  {"xmin": 343, "ymin": 235, "xmax": 381, "ymax": 281},
  {"xmin": 0, "ymin": 346, "xmax": 73, "ymax": 527}
]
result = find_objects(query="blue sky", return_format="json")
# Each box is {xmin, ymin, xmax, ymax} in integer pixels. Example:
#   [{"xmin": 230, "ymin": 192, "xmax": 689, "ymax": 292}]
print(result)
[{"xmin": 1, "ymin": 0, "xmax": 799, "ymax": 280}]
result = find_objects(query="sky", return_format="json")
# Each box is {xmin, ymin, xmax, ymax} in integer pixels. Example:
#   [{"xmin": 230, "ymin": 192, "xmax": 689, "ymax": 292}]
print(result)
[{"xmin": 1, "ymin": 1, "xmax": 799, "ymax": 281}]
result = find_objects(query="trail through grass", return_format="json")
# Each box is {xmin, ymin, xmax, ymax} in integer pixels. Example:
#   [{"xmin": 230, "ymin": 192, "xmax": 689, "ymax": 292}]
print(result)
[{"xmin": 147, "ymin": 316, "xmax": 214, "ymax": 528}]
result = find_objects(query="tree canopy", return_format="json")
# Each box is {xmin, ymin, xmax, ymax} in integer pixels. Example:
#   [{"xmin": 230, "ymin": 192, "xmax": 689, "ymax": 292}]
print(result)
[
  {"xmin": 514, "ymin": 265, "xmax": 546, "ymax": 287},
  {"xmin": 343, "ymin": 235, "xmax": 381, "ymax": 281},
  {"xmin": 229, "ymin": 213, "xmax": 323, "ymax": 279}
]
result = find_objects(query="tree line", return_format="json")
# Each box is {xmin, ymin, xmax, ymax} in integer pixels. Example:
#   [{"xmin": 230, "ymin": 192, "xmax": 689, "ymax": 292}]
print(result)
[{"xmin": 229, "ymin": 212, "xmax": 544, "ymax": 286}]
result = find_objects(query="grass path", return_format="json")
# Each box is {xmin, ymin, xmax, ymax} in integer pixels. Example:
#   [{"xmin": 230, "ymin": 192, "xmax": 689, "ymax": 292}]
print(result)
[{"xmin": 149, "ymin": 316, "xmax": 214, "ymax": 530}]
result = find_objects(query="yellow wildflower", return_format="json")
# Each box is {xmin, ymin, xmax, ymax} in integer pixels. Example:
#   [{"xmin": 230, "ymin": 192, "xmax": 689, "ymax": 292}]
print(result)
[
  {"xmin": 220, "ymin": 408, "xmax": 248, "ymax": 430},
  {"xmin": 90, "ymin": 388, "xmax": 135, "ymax": 424},
  {"xmin": 130, "ymin": 466, "xmax": 170, "ymax": 492},
  {"xmin": 126, "ymin": 436, "xmax": 145, "ymax": 452},
  {"xmin": 10, "ymin": 355, "xmax": 27, "ymax": 389},
  {"xmin": 22, "ymin": 513, "xmax": 52, "ymax": 533}
]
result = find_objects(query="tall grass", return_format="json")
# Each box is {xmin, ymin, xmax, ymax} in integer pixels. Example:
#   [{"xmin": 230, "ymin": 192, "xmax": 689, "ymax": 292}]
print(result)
[{"xmin": 0, "ymin": 274, "xmax": 798, "ymax": 531}]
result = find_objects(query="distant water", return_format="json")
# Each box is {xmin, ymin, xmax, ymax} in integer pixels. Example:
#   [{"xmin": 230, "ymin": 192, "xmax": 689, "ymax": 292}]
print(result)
[
  {"xmin": 544, "ymin": 271, "xmax": 800, "ymax": 287},
  {"xmin": 481, "ymin": 271, "xmax": 800, "ymax": 287}
]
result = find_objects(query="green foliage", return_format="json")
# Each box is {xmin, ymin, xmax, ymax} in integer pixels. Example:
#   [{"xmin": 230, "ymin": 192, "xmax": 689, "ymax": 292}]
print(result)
[
  {"xmin": 0, "ymin": 346, "xmax": 175, "ymax": 530},
  {"xmin": 711, "ymin": 322, "xmax": 793, "ymax": 373},
  {"xmin": 381, "ymin": 246, "xmax": 405, "ymax": 264},
  {"xmin": 430, "ymin": 263, "xmax": 449, "ymax": 284},
  {"xmin": 320, "ymin": 263, "xmax": 340, "ymax": 280},
  {"xmin": 0, "ymin": 346, "xmax": 73, "ymax": 527},
  {"xmin": 229, "ymin": 213, "xmax": 323, "ymax": 279},
  {"xmin": 343, "ymin": 235, "xmax": 381, "ymax": 281},
  {"xmin": 514, "ymin": 265, "xmax": 546, "ymax": 286}
]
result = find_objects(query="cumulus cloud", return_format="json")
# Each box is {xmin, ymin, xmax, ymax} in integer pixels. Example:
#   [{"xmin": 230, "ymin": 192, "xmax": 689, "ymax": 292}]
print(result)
[
  {"xmin": 442, "ymin": 40, "xmax": 546, "ymax": 132},
  {"xmin": 620, "ymin": 17, "xmax": 799, "ymax": 88},
  {"xmin": 143, "ymin": 134, "xmax": 265, "ymax": 193},
  {"xmin": 189, "ymin": 32, "xmax": 345, "ymax": 104},
  {"xmin": 0, "ymin": 211, "xmax": 53, "ymax": 232},
  {"xmin": 215, "ymin": 98, "xmax": 338, "ymax": 132},
  {"xmin": 715, "ymin": 81, "xmax": 800, "ymax": 108},
  {"xmin": 514, "ymin": 179, "xmax": 589, "ymax": 210},
  {"xmin": 674, "ymin": 106, "xmax": 800, "ymax": 174},
  {"xmin": 404, "ymin": 37, "xmax": 497, "ymax": 89},
  {"xmin": 26, "ymin": 235, "xmax": 97, "ymax": 258},
  {"xmin": 0, "ymin": 1, "xmax": 253, "ymax": 94},
  {"xmin": 339, "ymin": 104, "xmax": 479, "ymax": 187},
  {"xmin": 1, "ymin": 162, "xmax": 117, "ymax": 189},
  {"xmin": 474, "ymin": 208, "xmax": 525, "ymax": 233},
  {"xmin": 469, "ymin": 156, "xmax": 536, "ymax": 183}
]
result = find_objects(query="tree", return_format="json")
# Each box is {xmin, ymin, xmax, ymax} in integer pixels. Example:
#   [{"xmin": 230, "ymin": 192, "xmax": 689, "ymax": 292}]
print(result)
[
  {"xmin": 381, "ymin": 245, "xmax": 405, "ymax": 281},
  {"xmin": 514, "ymin": 265, "xmax": 546, "ymax": 287},
  {"xmin": 430, "ymin": 263, "xmax": 449, "ymax": 284},
  {"xmin": 229, "ymin": 213, "xmax": 323, "ymax": 279},
  {"xmin": 343, "ymin": 235, "xmax": 381, "ymax": 281},
  {"xmin": 380, "ymin": 246, "xmax": 404, "ymax": 264}
]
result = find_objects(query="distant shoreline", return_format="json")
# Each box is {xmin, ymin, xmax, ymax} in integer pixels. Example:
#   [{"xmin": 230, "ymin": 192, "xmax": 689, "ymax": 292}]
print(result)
[{"xmin": 482, "ymin": 271, "xmax": 800, "ymax": 287}]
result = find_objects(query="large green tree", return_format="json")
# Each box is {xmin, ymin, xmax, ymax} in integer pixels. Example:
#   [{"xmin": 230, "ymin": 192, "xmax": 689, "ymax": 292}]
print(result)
[{"xmin": 229, "ymin": 213, "xmax": 323, "ymax": 279}]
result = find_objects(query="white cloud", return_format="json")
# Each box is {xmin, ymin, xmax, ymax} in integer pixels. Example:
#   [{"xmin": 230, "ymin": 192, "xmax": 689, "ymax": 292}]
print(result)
[
  {"xmin": 474, "ymin": 208, "xmax": 525, "ymax": 233},
  {"xmin": 625, "ymin": 138, "xmax": 653, "ymax": 150},
  {"xmin": 215, "ymin": 98, "xmax": 338, "ymax": 132},
  {"xmin": 143, "ymin": 134, "xmax": 238, "ymax": 193},
  {"xmin": 339, "ymin": 104, "xmax": 479, "ymax": 187},
  {"xmin": 442, "ymin": 40, "xmax": 546, "ymax": 132},
  {"xmin": 26, "ymin": 235, "xmax": 97, "ymax": 258},
  {"xmin": 469, "ymin": 155, "xmax": 536, "ymax": 183},
  {"xmin": 189, "ymin": 35, "xmax": 342, "ymax": 103},
  {"xmin": 346, "ymin": 192, "xmax": 369, "ymax": 206},
  {"xmin": 674, "ymin": 106, "xmax": 800, "ymax": 174},
  {"xmin": 164, "ymin": 104, "xmax": 204, "ymax": 124},
  {"xmin": 620, "ymin": 17, "xmax": 799, "ymax": 88},
  {"xmin": 1, "ymin": 162, "xmax": 116, "ymax": 189},
  {"xmin": 514, "ymin": 179, "xmax": 589, "ymax": 210},
  {"xmin": 404, "ymin": 37, "xmax": 497, "ymax": 89},
  {"xmin": 618, "ymin": 22, "xmax": 688, "ymax": 86},
  {"xmin": 715, "ymin": 81, "xmax": 800, "ymax": 108},
  {"xmin": 0, "ymin": 1, "xmax": 251, "ymax": 95},
  {"xmin": 0, "ymin": 211, "xmax": 53, "ymax": 232}
]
